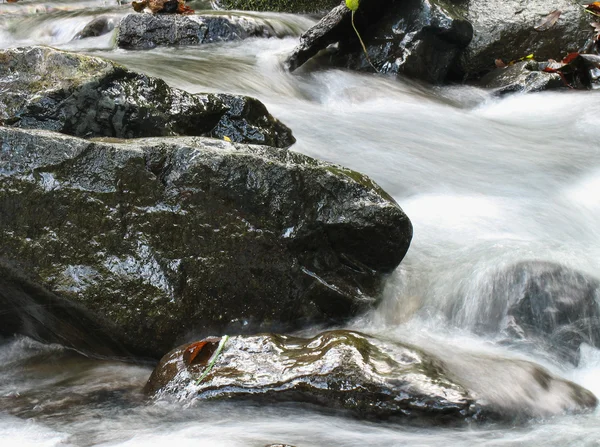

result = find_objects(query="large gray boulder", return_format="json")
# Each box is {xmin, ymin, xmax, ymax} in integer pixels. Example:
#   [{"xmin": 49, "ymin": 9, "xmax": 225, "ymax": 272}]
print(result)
[
  {"xmin": 0, "ymin": 127, "xmax": 412, "ymax": 358},
  {"xmin": 287, "ymin": 0, "xmax": 592, "ymax": 83},
  {"xmin": 116, "ymin": 13, "xmax": 275, "ymax": 50},
  {"xmin": 0, "ymin": 46, "xmax": 294, "ymax": 148},
  {"xmin": 145, "ymin": 330, "xmax": 598, "ymax": 421},
  {"xmin": 455, "ymin": 0, "xmax": 591, "ymax": 78}
]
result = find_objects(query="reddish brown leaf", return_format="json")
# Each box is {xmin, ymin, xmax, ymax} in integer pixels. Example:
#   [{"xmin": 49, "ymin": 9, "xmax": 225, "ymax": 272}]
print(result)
[
  {"xmin": 586, "ymin": 2, "xmax": 600, "ymax": 13},
  {"xmin": 495, "ymin": 58, "xmax": 507, "ymax": 68},
  {"xmin": 562, "ymin": 52, "xmax": 580, "ymax": 64},
  {"xmin": 183, "ymin": 338, "xmax": 220, "ymax": 366},
  {"xmin": 535, "ymin": 10, "xmax": 561, "ymax": 31},
  {"xmin": 183, "ymin": 341, "xmax": 209, "ymax": 366}
]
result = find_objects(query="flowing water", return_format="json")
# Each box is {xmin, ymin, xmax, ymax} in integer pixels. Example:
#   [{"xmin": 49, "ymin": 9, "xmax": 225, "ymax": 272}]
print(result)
[{"xmin": 2, "ymin": 1, "xmax": 600, "ymax": 445}]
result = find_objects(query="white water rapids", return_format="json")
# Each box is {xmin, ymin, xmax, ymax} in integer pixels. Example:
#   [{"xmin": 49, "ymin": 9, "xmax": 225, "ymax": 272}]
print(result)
[{"xmin": 1, "ymin": 1, "xmax": 600, "ymax": 445}]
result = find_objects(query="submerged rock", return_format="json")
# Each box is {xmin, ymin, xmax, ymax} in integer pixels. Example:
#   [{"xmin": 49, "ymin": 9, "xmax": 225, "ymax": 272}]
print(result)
[
  {"xmin": 213, "ymin": 0, "xmax": 340, "ymax": 14},
  {"xmin": 0, "ymin": 46, "xmax": 294, "ymax": 148},
  {"xmin": 497, "ymin": 262, "xmax": 600, "ymax": 365},
  {"xmin": 479, "ymin": 61, "xmax": 563, "ymax": 94},
  {"xmin": 460, "ymin": 261, "xmax": 600, "ymax": 365},
  {"xmin": 0, "ymin": 127, "xmax": 412, "ymax": 358},
  {"xmin": 74, "ymin": 16, "xmax": 116, "ymax": 40},
  {"xmin": 117, "ymin": 13, "xmax": 275, "ymax": 50},
  {"xmin": 145, "ymin": 330, "xmax": 598, "ymax": 421}
]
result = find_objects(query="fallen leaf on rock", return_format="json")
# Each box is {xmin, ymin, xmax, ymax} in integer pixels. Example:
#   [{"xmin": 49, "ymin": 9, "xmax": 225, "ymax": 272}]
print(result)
[
  {"xmin": 183, "ymin": 339, "xmax": 219, "ymax": 366},
  {"xmin": 223, "ymin": 136, "xmax": 232, "ymax": 142},
  {"xmin": 562, "ymin": 52, "xmax": 580, "ymax": 64},
  {"xmin": 535, "ymin": 10, "xmax": 561, "ymax": 31},
  {"xmin": 586, "ymin": 2, "xmax": 600, "ymax": 13},
  {"xmin": 495, "ymin": 59, "xmax": 507, "ymax": 68}
]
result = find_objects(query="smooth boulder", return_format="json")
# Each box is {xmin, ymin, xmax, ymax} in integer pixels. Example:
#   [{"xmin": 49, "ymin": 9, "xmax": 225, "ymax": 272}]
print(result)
[
  {"xmin": 145, "ymin": 330, "xmax": 479, "ymax": 421},
  {"xmin": 145, "ymin": 330, "xmax": 598, "ymax": 421},
  {"xmin": 0, "ymin": 127, "xmax": 412, "ymax": 358},
  {"xmin": 117, "ymin": 13, "xmax": 275, "ymax": 50},
  {"xmin": 0, "ymin": 46, "xmax": 294, "ymax": 148}
]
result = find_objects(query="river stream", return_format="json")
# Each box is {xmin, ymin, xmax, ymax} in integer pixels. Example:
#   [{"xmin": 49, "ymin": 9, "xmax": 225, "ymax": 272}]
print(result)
[{"xmin": 1, "ymin": 1, "xmax": 600, "ymax": 446}]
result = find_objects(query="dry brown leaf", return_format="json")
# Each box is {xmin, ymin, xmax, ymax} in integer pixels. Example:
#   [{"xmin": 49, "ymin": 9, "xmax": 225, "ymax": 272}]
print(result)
[{"xmin": 535, "ymin": 10, "xmax": 561, "ymax": 31}]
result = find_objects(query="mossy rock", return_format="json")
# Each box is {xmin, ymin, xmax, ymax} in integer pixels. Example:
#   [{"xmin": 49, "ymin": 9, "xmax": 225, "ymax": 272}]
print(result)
[{"xmin": 0, "ymin": 127, "xmax": 412, "ymax": 358}]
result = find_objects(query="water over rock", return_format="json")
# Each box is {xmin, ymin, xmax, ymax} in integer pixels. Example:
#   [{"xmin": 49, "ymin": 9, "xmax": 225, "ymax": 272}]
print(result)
[
  {"xmin": 145, "ymin": 330, "xmax": 598, "ymax": 422},
  {"xmin": 0, "ymin": 127, "xmax": 412, "ymax": 358},
  {"xmin": 74, "ymin": 16, "xmax": 117, "ymax": 40},
  {"xmin": 0, "ymin": 46, "xmax": 294, "ymax": 148},
  {"xmin": 117, "ymin": 13, "xmax": 275, "ymax": 50},
  {"xmin": 494, "ymin": 261, "xmax": 600, "ymax": 365},
  {"xmin": 286, "ymin": 0, "xmax": 592, "ymax": 84}
]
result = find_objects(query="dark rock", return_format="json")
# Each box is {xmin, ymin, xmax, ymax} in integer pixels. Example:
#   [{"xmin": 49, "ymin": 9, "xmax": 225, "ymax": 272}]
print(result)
[
  {"xmin": 454, "ymin": 0, "xmax": 592, "ymax": 79},
  {"xmin": 0, "ymin": 261, "xmax": 142, "ymax": 359},
  {"xmin": 490, "ymin": 261, "xmax": 600, "ymax": 365},
  {"xmin": 74, "ymin": 16, "xmax": 116, "ymax": 40},
  {"xmin": 287, "ymin": 0, "xmax": 593, "ymax": 84},
  {"xmin": 116, "ymin": 13, "xmax": 274, "ymax": 50},
  {"xmin": 0, "ymin": 46, "xmax": 294, "ymax": 148},
  {"xmin": 145, "ymin": 330, "xmax": 598, "ymax": 421},
  {"xmin": 287, "ymin": 0, "xmax": 473, "ymax": 84},
  {"xmin": 0, "ymin": 127, "xmax": 412, "ymax": 358},
  {"xmin": 479, "ymin": 61, "xmax": 563, "ymax": 94},
  {"xmin": 213, "ymin": 0, "xmax": 340, "ymax": 14}
]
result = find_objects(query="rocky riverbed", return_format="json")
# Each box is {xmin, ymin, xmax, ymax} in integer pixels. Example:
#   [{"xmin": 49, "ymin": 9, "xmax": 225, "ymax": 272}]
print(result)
[{"xmin": 1, "ymin": 0, "xmax": 600, "ymax": 445}]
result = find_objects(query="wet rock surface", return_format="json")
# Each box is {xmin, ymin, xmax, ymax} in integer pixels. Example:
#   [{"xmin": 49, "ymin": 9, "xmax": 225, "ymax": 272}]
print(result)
[
  {"xmin": 74, "ymin": 16, "xmax": 117, "ymax": 40},
  {"xmin": 117, "ymin": 13, "xmax": 275, "ymax": 50},
  {"xmin": 0, "ymin": 127, "xmax": 412, "ymax": 358},
  {"xmin": 287, "ymin": 0, "xmax": 473, "ymax": 84},
  {"xmin": 145, "ymin": 330, "xmax": 598, "ymax": 421},
  {"xmin": 287, "ymin": 0, "xmax": 593, "ymax": 84},
  {"xmin": 145, "ymin": 330, "xmax": 479, "ymax": 421},
  {"xmin": 455, "ymin": 0, "xmax": 592, "ymax": 79},
  {"xmin": 479, "ymin": 61, "xmax": 563, "ymax": 94},
  {"xmin": 0, "ymin": 46, "xmax": 294, "ymax": 148},
  {"xmin": 493, "ymin": 261, "xmax": 600, "ymax": 365}
]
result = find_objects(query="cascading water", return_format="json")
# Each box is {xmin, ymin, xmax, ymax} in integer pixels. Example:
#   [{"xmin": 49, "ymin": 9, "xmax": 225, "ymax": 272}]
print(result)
[{"xmin": 1, "ymin": 1, "xmax": 600, "ymax": 445}]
